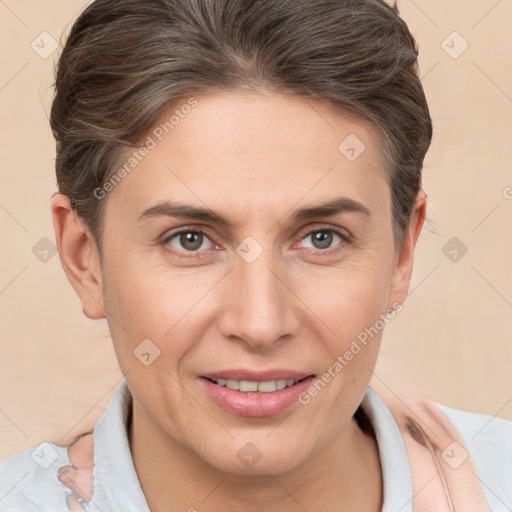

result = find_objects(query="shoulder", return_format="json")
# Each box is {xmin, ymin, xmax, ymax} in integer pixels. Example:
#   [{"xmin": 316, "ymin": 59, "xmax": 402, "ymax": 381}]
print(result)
[
  {"xmin": 0, "ymin": 442, "xmax": 71, "ymax": 511},
  {"xmin": 434, "ymin": 401, "xmax": 512, "ymax": 508}
]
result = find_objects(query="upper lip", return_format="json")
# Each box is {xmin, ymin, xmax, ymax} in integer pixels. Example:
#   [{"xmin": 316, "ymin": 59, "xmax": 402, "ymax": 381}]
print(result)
[{"xmin": 201, "ymin": 369, "xmax": 315, "ymax": 382}]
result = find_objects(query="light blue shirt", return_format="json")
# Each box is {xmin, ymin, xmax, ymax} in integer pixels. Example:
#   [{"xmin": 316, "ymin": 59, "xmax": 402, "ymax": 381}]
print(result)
[{"xmin": 1, "ymin": 380, "xmax": 511, "ymax": 511}]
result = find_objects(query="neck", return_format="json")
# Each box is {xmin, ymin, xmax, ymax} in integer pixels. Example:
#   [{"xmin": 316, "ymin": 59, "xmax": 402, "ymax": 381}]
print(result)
[{"xmin": 128, "ymin": 399, "xmax": 382, "ymax": 512}]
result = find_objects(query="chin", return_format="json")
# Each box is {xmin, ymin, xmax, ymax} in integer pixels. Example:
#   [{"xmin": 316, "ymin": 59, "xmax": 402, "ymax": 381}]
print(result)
[{"xmin": 195, "ymin": 435, "xmax": 311, "ymax": 476}]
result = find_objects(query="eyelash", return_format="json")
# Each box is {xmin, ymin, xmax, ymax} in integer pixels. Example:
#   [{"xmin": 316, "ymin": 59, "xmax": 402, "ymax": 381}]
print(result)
[{"xmin": 162, "ymin": 225, "xmax": 351, "ymax": 259}]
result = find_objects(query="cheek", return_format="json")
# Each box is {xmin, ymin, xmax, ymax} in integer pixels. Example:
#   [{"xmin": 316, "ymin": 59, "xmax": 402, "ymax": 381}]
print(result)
[
  {"xmin": 104, "ymin": 250, "xmax": 192, "ymax": 325},
  {"xmin": 297, "ymin": 261, "xmax": 392, "ymax": 386},
  {"xmin": 101, "ymin": 255, "xmax": 219, "ymax": 367},
  {"xmin": 303, "ymin": 256, "xmax": 391, "ymax": 331}
]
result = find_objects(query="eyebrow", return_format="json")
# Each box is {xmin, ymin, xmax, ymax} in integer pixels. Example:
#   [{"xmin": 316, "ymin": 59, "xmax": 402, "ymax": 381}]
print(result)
[{"xmin": 137, "ymin": 196, "xmax": 371, "ymax": 226}]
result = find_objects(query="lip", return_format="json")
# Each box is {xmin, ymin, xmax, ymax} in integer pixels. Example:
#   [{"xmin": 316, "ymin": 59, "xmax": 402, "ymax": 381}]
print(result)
[
  {"xmin": 201, "ymin": 369, "xmax": 313, "ymax": 382},
  {"xmin": 198, "ymin": 373, "xmax": 316, "ymax": 418}
]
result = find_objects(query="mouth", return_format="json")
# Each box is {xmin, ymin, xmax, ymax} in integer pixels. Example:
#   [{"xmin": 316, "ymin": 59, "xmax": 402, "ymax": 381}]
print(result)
[{"xmin": 198, "ymin": 371, "xmax": 316, "ymax": 417}]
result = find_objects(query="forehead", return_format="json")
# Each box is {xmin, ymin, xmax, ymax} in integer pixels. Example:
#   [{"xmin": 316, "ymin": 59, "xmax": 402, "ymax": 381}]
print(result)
[{"xmin": 105, "ymin": 91, "xmax": 390, "ymax": 224}]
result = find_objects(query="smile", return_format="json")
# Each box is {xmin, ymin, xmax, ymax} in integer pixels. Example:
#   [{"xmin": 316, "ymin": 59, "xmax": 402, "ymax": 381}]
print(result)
[{"xmin": 199, "ymin": 374, "xmax": 316, "ymax": 417}]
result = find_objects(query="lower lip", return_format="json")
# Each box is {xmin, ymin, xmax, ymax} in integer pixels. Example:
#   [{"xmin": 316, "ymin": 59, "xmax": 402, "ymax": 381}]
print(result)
[{"xmin": 198, "ymin": 376, "xmax": 315, "ymax": 418}]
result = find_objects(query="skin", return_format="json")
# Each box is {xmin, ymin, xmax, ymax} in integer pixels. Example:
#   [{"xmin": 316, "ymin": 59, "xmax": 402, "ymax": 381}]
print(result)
[{"xmin": 51, "ymin": 90, "xmax": 426, "ymax": 512}]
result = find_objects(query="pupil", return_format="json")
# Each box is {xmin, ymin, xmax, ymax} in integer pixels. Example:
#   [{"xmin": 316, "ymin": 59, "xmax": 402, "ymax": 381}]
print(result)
[
  {"xmin": 313, "ymin": 231, "xmax": 332, "ymax": 249},
  {"xmin": 181, "ymin": 232, "xmax": 202, "ymax": 250}
]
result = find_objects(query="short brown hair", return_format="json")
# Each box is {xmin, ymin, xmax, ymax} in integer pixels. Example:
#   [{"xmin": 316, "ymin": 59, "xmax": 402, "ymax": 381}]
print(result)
[{"xmin": 50, "ymin": 0, "xmax": 433, "ymax": 256}]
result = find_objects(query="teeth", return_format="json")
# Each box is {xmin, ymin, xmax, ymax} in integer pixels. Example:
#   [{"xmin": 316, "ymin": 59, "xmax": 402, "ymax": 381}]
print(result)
[
  {"xmin": 276, "ymin": 379, "xmax": 287, "ymax": 390},
  {"xmin": 210, "ymin": 378, "xmax": 302, "ymax": 392},
  {"xmin": 226, "ymin": 379, "xmax": 240, "ymax": 390}
]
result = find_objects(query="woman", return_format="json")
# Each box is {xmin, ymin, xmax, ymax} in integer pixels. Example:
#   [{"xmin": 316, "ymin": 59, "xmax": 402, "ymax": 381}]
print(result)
[{"xmin": 1, "ymin": 0, "xmax": 510, "ymax": 511}]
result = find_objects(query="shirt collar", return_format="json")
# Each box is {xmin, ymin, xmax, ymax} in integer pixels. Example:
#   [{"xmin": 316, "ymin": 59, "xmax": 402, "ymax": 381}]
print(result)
[
  {"xmin": 90, "ymin": 379, "xmax": 150, "ymax": 511},
  {"xmin": 89, "ymin": 380, "xmax": 413, "ymax": 511},
  {"xmin": 362, "ymin": 387, "xmax": 414, "ymax": 511}
]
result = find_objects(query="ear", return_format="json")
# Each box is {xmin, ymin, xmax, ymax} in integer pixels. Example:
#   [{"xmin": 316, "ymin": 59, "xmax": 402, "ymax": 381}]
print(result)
[
  {"xmin": 50, "ymin": 193, "xmax": 105, "ymax": 320},
  {"xmin": 386, "ymin": 190, "xmax": 427, "ymax": 310}
]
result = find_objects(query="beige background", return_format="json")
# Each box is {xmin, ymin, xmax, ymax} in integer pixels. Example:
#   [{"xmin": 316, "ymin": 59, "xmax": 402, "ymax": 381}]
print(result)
[{"xmin": 1, "ymin": 0, "xmax": 511, "ymax": 460}]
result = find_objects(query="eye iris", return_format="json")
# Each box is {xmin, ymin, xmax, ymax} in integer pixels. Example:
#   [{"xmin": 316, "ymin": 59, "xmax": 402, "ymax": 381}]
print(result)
[
  {"xmin": 312, "ymin": 230, "xmax": 333, "ymax": 249},
  {"xmin": 181, "ymin": 232, "xmax": 202, "ymax": 251}
]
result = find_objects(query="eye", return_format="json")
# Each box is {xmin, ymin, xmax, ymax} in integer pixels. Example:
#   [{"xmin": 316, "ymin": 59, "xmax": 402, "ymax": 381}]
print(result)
[
  {"xmin": 163, "ymin": 229, "xmax": 215, "ymax": 256},
  {"xmin": 299, "ymin": 226, "xmax": 349, "ymax": 252}
]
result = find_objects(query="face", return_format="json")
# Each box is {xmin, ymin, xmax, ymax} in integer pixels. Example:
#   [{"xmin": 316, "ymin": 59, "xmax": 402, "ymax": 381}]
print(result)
[{"xmin": 57, "ymin": 91, "xmax": 423, "ymax": 475}]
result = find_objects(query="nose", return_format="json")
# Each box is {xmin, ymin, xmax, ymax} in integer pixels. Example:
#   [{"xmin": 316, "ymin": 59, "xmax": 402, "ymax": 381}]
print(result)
[{"xmin": 218, "ymin": 245, "xmax": 300, "ymax": 351}]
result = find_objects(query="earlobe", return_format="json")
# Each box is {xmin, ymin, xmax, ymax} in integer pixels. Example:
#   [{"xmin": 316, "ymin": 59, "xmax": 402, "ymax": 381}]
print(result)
[{"xmin": 51, "ymin": 194, "xmax": 105, "ymax": 320}]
